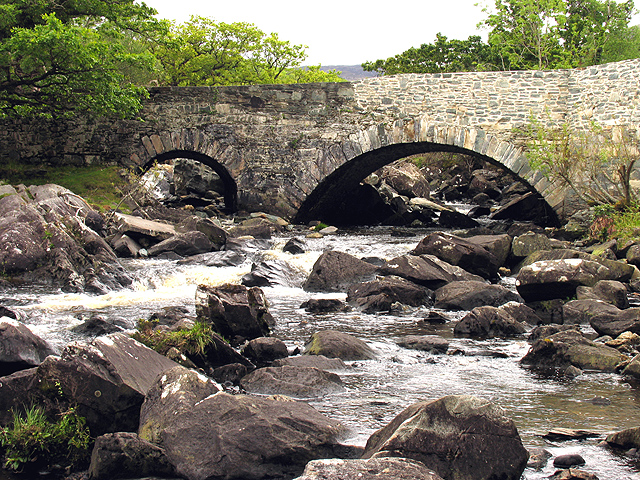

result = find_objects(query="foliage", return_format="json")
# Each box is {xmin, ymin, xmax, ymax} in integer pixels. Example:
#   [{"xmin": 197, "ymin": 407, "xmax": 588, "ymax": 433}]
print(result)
[
  {"xmin": 132, "ymin": 319, "xmax": 217, "ymax": 356},
  {"xmin": 363, "ymin": 33, "xmax": 497, "ymax": 74},
  {"xmin": 153, "ymin": 16, "xmax": 342, "ymax": 86},
  {"xmin": 589, "ymin": 202, "xmax": 640, "ymax": 240},
  {"xmin": 0, "ymin": 0, "xmax": 165, "ymax": 118},
  {"xmin": 0, "ymin": 405, "xmax": 91, "ymax": 472},
  {"xmin": 365, "ymin": 0, "xmax": 637, "ymax": 74},
  {"xmin": 522, "ymin": 114, "xmax": 640, "ymax": 206}
]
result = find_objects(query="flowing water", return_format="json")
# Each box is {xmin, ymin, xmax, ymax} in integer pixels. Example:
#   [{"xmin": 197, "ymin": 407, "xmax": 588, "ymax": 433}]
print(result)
[{"xmin": 3, "ymin": 227, "xmax": 640, "ymax": 480}]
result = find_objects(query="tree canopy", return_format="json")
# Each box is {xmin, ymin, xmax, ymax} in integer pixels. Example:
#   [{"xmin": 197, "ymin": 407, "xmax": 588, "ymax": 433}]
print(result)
[
  {"xmin": 0, "ymin": 3, "xmax": 342, "ymax": 118},
  {"xmin": 363, "ymin": 0, "xmax": 637, "ymax": 74}
]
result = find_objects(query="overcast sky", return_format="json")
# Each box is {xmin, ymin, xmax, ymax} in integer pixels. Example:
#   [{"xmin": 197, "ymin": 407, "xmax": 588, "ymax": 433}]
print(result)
[{"xmin": 143, "ymin": 0, "xmax": 488, "ymax": 66}]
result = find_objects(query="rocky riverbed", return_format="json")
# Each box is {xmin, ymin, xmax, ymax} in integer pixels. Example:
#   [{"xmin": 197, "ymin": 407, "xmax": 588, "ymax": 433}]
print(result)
[{"xmin": 0, "ymin": 168, "xmax": 640, "ymax": 480}]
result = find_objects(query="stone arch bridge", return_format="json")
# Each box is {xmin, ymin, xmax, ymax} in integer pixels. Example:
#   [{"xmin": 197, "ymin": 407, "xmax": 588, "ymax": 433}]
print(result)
[{"xmin": 2, "ymin": 59, "xmax": 640, "ymax": 223}]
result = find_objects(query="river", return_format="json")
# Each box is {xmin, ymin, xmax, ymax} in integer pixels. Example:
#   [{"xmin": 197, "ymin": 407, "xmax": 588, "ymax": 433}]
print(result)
[{"xmin": 4, "ymin": 226, "xmax": 640, "ymax": 480}]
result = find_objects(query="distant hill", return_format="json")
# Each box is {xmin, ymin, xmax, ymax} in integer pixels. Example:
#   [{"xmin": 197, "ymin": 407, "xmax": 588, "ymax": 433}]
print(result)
[{"xmin": 320, "ymin": 65, "xmax": 379, "ymax": 81}]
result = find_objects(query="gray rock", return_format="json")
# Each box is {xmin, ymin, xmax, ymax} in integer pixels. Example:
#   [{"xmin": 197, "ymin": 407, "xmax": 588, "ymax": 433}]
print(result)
[
  {"xmin": 380, "ymin": 254, "xmax": 482, "ymax": 289},
  {"xmin": 454, "ymin": 305, "xmax": 527, "ymax": 338},
  {"xmin": 304, "ymin": 250, "xmax": 379, "ymax": 293},
  {"xmin": 347, "ymin": 275, "xmax": 433, "ymax": 312},
  {"xmin": 88, "ymin": 432, "xmax": 176, "ymax": 480},
  {"xmin": 147, "ymin": 231, "xmax": 213, "ymax": 257},
  {"xmin": 272, "ymin": 355, "xmax": 350, "ymax": 370},
  {"xmin": 606, "ymin": 426, "xmax": 640, "ymax": 449},
  {"xmin": 0, "ymin": 318, "xmax": 56, "ymax": 376},
  {"xmin": 397, "ymin": 335, "xmax": 449, "ymax": 353},
  {"xmin": 362, "ymin": 395, "xmax": 529, "ymax": 480},
  {"xmin": 553, "ymin": 454, "xmax": 586, "ymax": 468},
  {"xmin": 576, "ymin": 280, "xmax": 629, "ymax": 309},
  {"xmin": 304, "ymin": 330, "xmax": 376, "ymax": 361},
  {"xmin": 434, "ymin": 280, "xmax": 523, "ymax": 311},
  {"xmin": 242, "ymin": 337, "xmax": 289, "ymax": 367},
  {"xmin": 511, "ymin": 232, "xmax": 552, "ymax": 258},
  {"xmin": 294, "ymin": 457, "xmax": 444, "ymax": 480},
  {"xmin": 300, "ymin": 298, "xmax": 350, "ymax": 314},
  {"xmin": 240, "ymin": 365, "xmax": 344, "ymax": 398}
]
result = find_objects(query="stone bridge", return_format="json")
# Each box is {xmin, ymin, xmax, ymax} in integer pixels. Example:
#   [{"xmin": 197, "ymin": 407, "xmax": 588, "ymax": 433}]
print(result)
[{"xmin": 3, "ymin": 59, "xmax": 640, "ymax": 223}]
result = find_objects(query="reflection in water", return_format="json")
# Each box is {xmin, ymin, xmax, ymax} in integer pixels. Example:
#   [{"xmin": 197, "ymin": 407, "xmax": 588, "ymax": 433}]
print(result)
[{"xmin": 3, "ymin": 229, "xmax": 640, "ymax": 480}]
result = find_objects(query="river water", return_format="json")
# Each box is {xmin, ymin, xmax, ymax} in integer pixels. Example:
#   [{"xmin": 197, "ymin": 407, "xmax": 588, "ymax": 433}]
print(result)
[{"xmin": 4, "ymin": 226, "xmax": 640, "ymax": 480}]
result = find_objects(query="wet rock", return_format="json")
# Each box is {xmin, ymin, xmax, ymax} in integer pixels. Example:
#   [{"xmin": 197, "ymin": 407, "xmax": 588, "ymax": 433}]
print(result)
[
  {"xmin": 347, "ymin": 276, "xmax": 433, "ymax": 312},
  {"xmin": 70, "ymin": 314, "xmax": 124, "ymax": 337},
  {"xmin": 548, "ymin": 469, "xmax": 599, "ymax": 480},
  {"xmin": 177, "ymin": 216, "xmax": 227, "ymax": 249},
  {"xmin": 379, "ymin": 162, "xmax": 432, "ymax": 199},
  {"xmin": 0, "ymin": 367, "xmax": 38, "ymax": 426},
  {"xmin": 622, "ymin": 354, "xmax": 640, "ymax": 378},
  {"xmin": 146, "ymin": 231, "xmax": 213, "ymax": 257},
  {"xmin": 589, "ymin": 306, "xmax": 640, "ymax": 337},
  {"xmin": 272, "ymin": 355, "xmax": 350, "ymax": 370},
  {"xmin": 139, "ymin": 378, "xmax": 348, "ymax": 480},
  {"xmin": 242, "ymin": 337, "xmax": 289, "ymax": 367},
  {"xmin": 37, "ymin": 333, "xmax": 179, "ymax": 435},
  {"xmin": 438, "ymin": 209, "xmax": 480, "ymax": 229},
  {"xmin": 111, "ymin": 233, "xmax": 143, "ymax": 258},
  {"xmin": 303, "ymin": 250, "xmax": 379, "ymax": 293},
  {"xmin": 147, "ymin": 306, "xmax": 192, "ymax": 327},
  {"xmin": 195, "ymin": 283, "xmax": 275, "ymax": 344},
  {"xmin": 521, "ymin": 330, "xmax": 627, "ymax": 372},
  {"xmin": 465, "ymin": 234, "xmax": 512, "ymax": 267},
  {"xmin": 541, "ymin": 428, "xmax": 600, "ymax": 441},
  {"xmin": 454, "ymin": 305, "xmax": 527, "ymax": 338},
  {"xmin": 300, "ymin": 298, "xmax": 350, "ymax": 314},
  {"xmin": 528, "ymin": 325, "xmax": 578, "ymax": 343},
  {"xmin": 562, "ymin": 299, "xmax": 621, "ymax": 325},
  {"xmin": 510, "ymin": 232, "xmax": 552, "ymax": 259},
  {"xmin": 240, "ymin": 365, "xmax": 344, "ymax": 398},
  {"xmin": 527, "ymin": 447, "xmax": 552, "ymax": 470},
  {"xmin": 554, "ymin": 454, "xmax": 586, "ymax": 468},
  {"xmin": 396, "ymin": 335, "xmax": 449, "ymax": 353},
  {"xmin": 412, "ymin": 232, "xmax": 502, "ymax": 279},
  {"xmin": 606, "ymin": 331, "xmax": 640, "ymax": 350},
  {"xmin": 526, "ymin": 299, "xmax": 566, "ymax": 324},
  {"xmin": 576, "ymin": 280, "xmax": 629, "ymax": 309},
  {"xmin": 362, "ymin": 395, "xmax": 529, "ymax": 480},
  {"xmin": 0, "ymin": 318, "xmax": 56, "ymax": 376},
  {"xmin": 293, "ymin": 457, "xmax": 444, "ymax": 480},
  {"xmin": 212, "ymin": 363, "xmax": 249, "ymax": 386},
  {"xmin": 516, "ymin": 258, "xmax": 632, "ymax": 303},
  {"xmin": 177, "ymin": 250, "xmax": 245, "ymax": 267},
  {"xmin": 88, "ymin": 432, "xmax": 177, "ymax": 480},
  {"xmin": 606, "ymin": 426, "xmax": 640, "ymax": 449},
  {"xmin": 499, "ymin": 301, "xmax": 543, "ymax": 325},
  {"xmin": 228, "ymin": 221, "xmax": 274, "ymax": 239},
  {"xmin": 380, "ymin": 254, "xmax": 482, "ymax": 290},
  {"xmin": 304, "ymin": 330, "xmax": 376, "ymax": 361},
  {"xmin": 490, "ymin": 191, "xmax": 558, "ymax": 227},
  {"xmin": 434, "ymin": 280, "xmax": 523, "ymax": 311},
  {"xmin": 283, "ymin": 237, "xmax": 306, "ymax": 254},
  {"xmin": 113, "ymin": 212, "xmax": 176, "ymax": 244},
  {"xmin": 242, "ymin": 259, "xmax": 306, "ymax": 288}
]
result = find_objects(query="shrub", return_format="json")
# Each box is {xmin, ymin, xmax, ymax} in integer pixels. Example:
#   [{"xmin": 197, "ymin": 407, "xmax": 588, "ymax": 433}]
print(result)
[
  {"xmin": 0, "ymin": 406, "xmax": 91, "ymax": 472},
  {"xmin": 132, "ymin": 319, "xmax": 216, "ymax": 356}
]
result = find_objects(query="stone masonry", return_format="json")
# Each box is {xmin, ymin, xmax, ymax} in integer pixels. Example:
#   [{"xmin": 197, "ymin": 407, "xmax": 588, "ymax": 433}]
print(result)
[{"xmin": 1, "ymin": 59, "xmax": 639, "ymax": 221}]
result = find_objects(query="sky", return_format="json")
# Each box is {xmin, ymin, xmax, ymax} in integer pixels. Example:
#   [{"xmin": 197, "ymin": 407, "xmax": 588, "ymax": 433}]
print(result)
[{"xmin": 143, "ymin": 0, "xmax": 488, "ymax": 66}]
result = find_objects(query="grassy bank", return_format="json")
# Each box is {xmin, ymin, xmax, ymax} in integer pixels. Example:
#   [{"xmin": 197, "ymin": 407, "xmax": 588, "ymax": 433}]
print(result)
[{"xmin": 0, "ymin": 163, "xmax": 132, "ymax": 212}]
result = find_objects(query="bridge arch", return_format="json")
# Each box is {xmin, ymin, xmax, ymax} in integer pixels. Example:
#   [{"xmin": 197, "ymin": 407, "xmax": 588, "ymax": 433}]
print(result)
[
  {"xmin": 294, "ymin": 119, "xmax": 560, "ymax": 225},
  {"xmin": 141, "ymin": 149, "xmax": 238, "ymax": 213}
]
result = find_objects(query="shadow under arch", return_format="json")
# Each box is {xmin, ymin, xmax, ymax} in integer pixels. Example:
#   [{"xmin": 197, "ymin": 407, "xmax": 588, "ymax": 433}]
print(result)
[
  {"xmin": 293, "ymin": 141, "xmax": 559, "ymax": 226},
  {"xmin": 141, "ymin": 150, "xmax": 238, "ymax": 213}
]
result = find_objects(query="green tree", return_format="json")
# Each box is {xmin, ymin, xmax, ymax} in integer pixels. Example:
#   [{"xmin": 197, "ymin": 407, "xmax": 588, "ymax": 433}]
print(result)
[
  {"xmin": 362, "ymin": 33, "xmax": 496, "ymax": 74},
  {"xmin": 154, "ymin": 16, "xmax": 342, "ymax": 86},
  {"xmin": 0, "ymin": 0, "xmax": 164, "ymax": 118}
]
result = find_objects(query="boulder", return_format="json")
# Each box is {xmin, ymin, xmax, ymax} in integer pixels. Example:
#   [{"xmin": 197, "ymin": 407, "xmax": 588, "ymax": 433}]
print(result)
[
  {"xmin": 300, "ymin": 298, "xmax": 350, "ymax": 314},
  {"xmin": 434, "ymin": 280, "xmax": 523, "ymax": 311},
  {"xmin": 283, "ymin": 237, "xmax": 306, "ymax": 254},
  {"xmin": 228, "ymin": 222, "xmax": 274, "ymax": 239},
  {"xmin": 139, "ymin": 374, "xmax": 348, "ymax": 480},
  {"xmin": 0, "ymin": 185, "xmax": 132, "ymax": 292},
  {"xmin": 0, "ymin": 367, "xmax": 38, "ymax": 426},
  {"xmin": 293, "ymin": 457, "xmax": 444, "ymax": 480},
  {"xmin": 465, "ymin": 234, "xmax": 512, "ymax": 267},
  {"xmin": 548, "ymin": 469, "xmax": 599, "ymax": 480},
  {"xmin": 553, "ymin": 454, "xmax": 586, "ymax": 468},
  {"xmin": 412, "ymin": 232, "xmax": 502, "ymax": 279},
  {"xmin": 112, "ymin": 212, "xmax": 176, "ymax": 245},
  {"xmin": 37, "ymin": 333, "xmax": 179, "ymax": 435},
  {"xmin": 346, "ymin": 276, "xmax": 433, "ymax": 313},
  {"xmin": 88, "ymin": 432, "xmax": 177, "ymax": 480},
  {"xmin": 379, "ymin": 162, "xmax": 431, "ymax": 199},
  {"xmin": 272, "ymin": 355, "xmax": 350, "ymax": 371},
  {"xmin": 528, "ymin": 325, "xmax": 578, "ymax": 343},
  {"xmin": 241, "ymin": 337, "xmax": 289, "ymax": 367},
  {"xmin": 520, "ymin": 330, "xmax": 627, "ymax": 372},
  {"xmin": 396, "ymin": 335, "xmax": 449, "ymax": 353},
  {"xmin": 177, "ymin": 250, "xmax": 245, "ymax": 267},
  {"xmin": 147, "ymin": 231, "xmax": 213, "ymax": 257},
  {"xmin": 195, "ymin": 283, "xmax": 275, "ymax": 344},
  {"xmin": 516, "ymin": 258, "xmax": 632, "ymax": 302},
  {"xmin": 177, "ymin": 216, "xmax": 227, "ymax": 249},
  {"xmin": 490, "ymin": 191, "xmax": 558, "ymax": 227},
  {"xmin": 304, "ymin": 330, "xmax": 376, "ymax": 361},
  {"xmin": 454, "ymin": 305, "xmax": 527, "ymax": 338},
  {"xmin": 242, "ymin": 259, "xmax": 306, "ymax": 288},
  {"xmin": 622, "ymin": 354, "xmax": 640, "ymax": 378},
  {"xmin": 0, "ymin": 318, "xmax": 56, "ymax": 376},
  {"xmin": 240, "ymin": 365, "xmax": 344, "ymax": 398},
  {"xmin": 510, "ymin": 232, "xmax": 552, "ymax": 259},
  {"xmin": 303, "ymin": 250, "xmax": 378, "ymax": 292},
  {"xmin": 380, "ymin": 254, "xmax": 482, "ymax": 290},
  {"xmin": 362, "ymin": 395, "xmax": 529, "ymax": 480},
  {"xmin": 438, "ymin": 209, "xmax": 479, "ymax": 229},
  {"xmin": 70, "ymin": 314, "xmax": 124, "ymax": 337},
  {"xmin": 562, "ymin": 299, "xmax": 621, "ymax": 325},
  {"xmin": 589, "ymin": 307, "xmax": 640, "ymax": 337},
  {"xmin": 606, "ymin": 426, "xmax": 640, "ymax": 449},
  {"xmin": 576, "ymin": 280, "xmax": 629, "ymax": 309},
  {"xmin": 498, "ymin": 301, "xmax": 543, "ymax": 325}
]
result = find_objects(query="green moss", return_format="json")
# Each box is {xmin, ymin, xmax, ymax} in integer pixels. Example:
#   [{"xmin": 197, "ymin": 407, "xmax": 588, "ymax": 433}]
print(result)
[{"xmin": 132, "ymin": 319, "xmax": 218, "ymax": 356}]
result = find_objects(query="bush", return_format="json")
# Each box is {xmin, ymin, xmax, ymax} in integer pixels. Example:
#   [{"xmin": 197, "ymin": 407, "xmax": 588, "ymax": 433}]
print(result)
[
  {"xmin": 0, "ymin": 406, "xmax": 92, "ymax": 472},
  {"xmin": 132, "ymin": 319, "xmax": 216, "ymax": 356}
]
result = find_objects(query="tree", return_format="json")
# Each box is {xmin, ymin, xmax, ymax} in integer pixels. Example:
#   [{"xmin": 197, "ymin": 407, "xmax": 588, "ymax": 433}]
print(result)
[
  {"xmin": 362, "ymin": 33, "xmax": 496, "ymax": 75},
  {"xmin": 154, "ymin": 16, "xmax": 343, "ymax": 87},
  {"xmin": 0, "ymin": 0, "xmax": 164, "ymax": 118},
  {"xmin": 523, "ymin": 114, "xmax": 639, "ymax": 206}
]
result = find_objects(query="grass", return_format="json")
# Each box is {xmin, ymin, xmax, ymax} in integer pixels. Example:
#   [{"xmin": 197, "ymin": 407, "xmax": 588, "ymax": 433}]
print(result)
[
  {"xmin": 590, "ymin": 202, "xmax": 640, "ymax": 242},
  {"xmin": 0, "ymin": 163, "xmax": 132, "ymax": 212},
  {"xmin": 132, "ymin": 319, "xmax": 217, "ymax": 357},
  {"xmin": 0, "ymin": 406, "xmax": 92, "ymax": 472}
]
